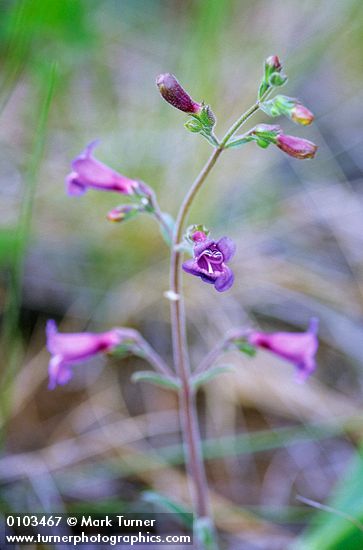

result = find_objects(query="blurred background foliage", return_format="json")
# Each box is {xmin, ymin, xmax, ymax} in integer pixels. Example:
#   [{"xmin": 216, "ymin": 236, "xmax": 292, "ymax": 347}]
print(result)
[{"xmin": 0, "ymin": 0, "xmax": 363, "ymax": 548}]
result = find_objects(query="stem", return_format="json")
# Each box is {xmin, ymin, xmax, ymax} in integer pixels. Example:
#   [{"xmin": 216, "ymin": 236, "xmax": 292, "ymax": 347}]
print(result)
[
  {"xmin": 123, "ymin": 329, "xmax": 174, "ymax": 378},
  {"xmin": 153, "ymin": 205, "xmax": 173, "ymax": 243},
  {"xmin": 169, "ymin": 95, "xmax": 267, "ymax": 538},
  {"xmin": 136, "ymin": 334, "xmax": 174, "ymax": 378}
]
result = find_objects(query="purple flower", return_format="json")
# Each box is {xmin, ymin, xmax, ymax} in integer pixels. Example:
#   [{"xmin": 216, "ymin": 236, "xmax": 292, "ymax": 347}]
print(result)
[
  {"xmin": 46, "ymin": 320, "xmax": 126, "ymax": 389},
  {"xmin": 182, "ymin": 236, "xmax": 236, "ymax": 292},
  {"xmin": 156, "ymin": 73, "xmax": 202, "ymax": 114},
  {"xmin": 66, "ymin": 141, "xmax": 139, "ymax": 196},
  {"xmin": 276, "ymin": 134, "xmax": 317, "ymax": 159},
  {"xmin": 248, "ymin": 318, "xmax": 319, "ymax": 380}
]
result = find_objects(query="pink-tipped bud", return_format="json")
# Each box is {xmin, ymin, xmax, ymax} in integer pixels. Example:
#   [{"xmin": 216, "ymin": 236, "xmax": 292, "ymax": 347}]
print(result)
[
  {"xmin": 107, "ymin": 204, "xmax": 139, "ymax": 222},
  {"xmin": 265, "ymin": 55, "xmax": 282, "ymax": 71},
  {"xmin": 261, "ymin": 95, "xmax": 314, "ymax": 126},
  {"xmin": 291, "ymin": 103, "xmax": 314, "ymax": 126},
  {"xmin": 156, "ymin": 73, "xmax": 202, "ymax": 114},
  {"xmin": 192, "ymin": 231, "xmax": 208, "ymax": 243},
  {"xmin": 276, "ymin": 134, "xmax": 317, "ymax": 159}
]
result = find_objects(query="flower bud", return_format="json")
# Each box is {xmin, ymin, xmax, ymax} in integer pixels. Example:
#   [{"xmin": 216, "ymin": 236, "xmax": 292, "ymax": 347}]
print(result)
[
  {"xmin": 276, "ymin": 134, "xmax": 317, "ymax": 159},
  {"xmin": 107, "ymin": 204, "xmax": 140, "ymax": 222},
  {"xmin": 265, "ymin": 55, "xmax": 282, "ymax": 72},
  {"xmin": 185, "ymin": 224, "xmax": 210, "ymax": 244},
  {"xmin": 261, "ymin": 95, "xmax": 314, "ymax": 126},
  {"xmin": 259, "ymin": 55, "xmax": 287, "ymax": 99},
  {"xmin": 156, "ymin": 73, "xmax": 202, "ymax": 114},
  {"xmin": 192, "ymin": 231, "xmax": 208, "ymax": 243},
  {"xmin": 249, "ymin": 123, "xmax": 282, "ymax": 145},
  {"xmin": 291, "ymin": 103, "xmax": 314, "ymax": 126}
]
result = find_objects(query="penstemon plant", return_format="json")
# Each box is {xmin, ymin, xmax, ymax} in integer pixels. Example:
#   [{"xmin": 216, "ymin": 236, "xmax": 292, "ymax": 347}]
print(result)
[{"xmin": 46, "ymin": 56, "xmax": 319, "ymax": 549}]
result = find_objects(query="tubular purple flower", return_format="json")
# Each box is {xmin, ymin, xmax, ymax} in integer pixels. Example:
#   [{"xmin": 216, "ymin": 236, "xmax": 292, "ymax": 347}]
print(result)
[
  {"xmin": 66, "ymin": 141, "xmax": 139, "ymax": 196},
  {"xmin": 156, "ymin": 73, "xmax": 202, "ymax": 114},
  {"xmin": 276, "ymin": 134, "xmax": 317, "ymax": 159},
  {"xmin": 182, "ymin": 236, "xmax": 236, "ymax": 292},
  {"xmin": 46, "ymin": 320, "xmax": 129, "ymax": 390},
  {"xmin": 248, "ymin": 318, "xmax": 319, "ymax": 381}
]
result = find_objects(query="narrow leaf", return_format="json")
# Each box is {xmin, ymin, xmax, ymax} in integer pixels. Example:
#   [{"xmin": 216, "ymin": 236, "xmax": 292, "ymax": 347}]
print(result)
[
  {"xmin": 191, "ymin": 365, "xmax": 235, "ymax": 389},
  {"xmin": 142, "ymin": 491, "xmax": 193, "ymax": 528},
  {"xmin": 131, "ymin": 371, "xmax": 181, "ymax": 390}
]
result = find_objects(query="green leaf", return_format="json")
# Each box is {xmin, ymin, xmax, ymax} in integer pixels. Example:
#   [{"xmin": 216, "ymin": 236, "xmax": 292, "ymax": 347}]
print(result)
[
  {"xmin": 142, "ymin": 491, "xmax": 193, "ymax": 528},
  {"xmin": 131, "ymin": 371, "xmax": 181, "ymax": 390},
  {"xmin": 191, "ymin": 365, "xmax": 235, "ymax": 389}
]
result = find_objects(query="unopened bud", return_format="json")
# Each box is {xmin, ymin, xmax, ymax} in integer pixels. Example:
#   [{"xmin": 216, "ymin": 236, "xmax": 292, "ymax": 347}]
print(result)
[
  {"xmin": 291, "ymin": 103, "xmax": 314, "ymax": 126},
  {"xmin": 250, "ymin": 123, "xmax": 282, "ymax": 143},
  {"xmin": 265, "ymin": 55, "xmax": 282, "ymax": 72},
  {"xmin": 107, "ymin": 204, "xmax": 140, "ymax": 222},
  {"xmin": 261, "ymin": 95, "xmax": 314, "ymax": 126},
  {"xmin": 156, "ymin": 73, "xmax": 202, "ymax": 114},
  {"xmin": 185, "ymin": 224, "xmax": 210, "ymax": 244},
  {"xmin": 192, "ymin": 231, "xmax": 208, "ymax": 243},
  {"xmin": 276, "ymin": 134, "xmax": 317, "ymax": 159},
  {"xmin": 259, "ymin": 55, "xmax": 287, "ymax": 99}
]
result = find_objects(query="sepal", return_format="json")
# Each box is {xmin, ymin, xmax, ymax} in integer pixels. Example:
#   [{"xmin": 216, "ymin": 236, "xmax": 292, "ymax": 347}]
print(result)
[
  {"xmin": 231, "ymin": 124, "xmax": 282, "ymax": 150},
  {"xmin": 233, "ymin": 339, "xmax": 257, "ymax": 357},
  {"xmin": 111, "ymin": 341, "xmax": 137, "ymax": 358},
  {"xmin": 185, "ymin": 105, "xmax": 218, "ymax": 146},
  {"xmin": 107, "ymin": 204, "xmax": 141, "ymax": 223}
]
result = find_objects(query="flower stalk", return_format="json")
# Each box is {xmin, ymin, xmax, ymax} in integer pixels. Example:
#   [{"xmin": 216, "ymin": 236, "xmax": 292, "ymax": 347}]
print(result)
[
  {"xmin": 169, "ymin": 89, "xmax": 276, "ymax": 546},
  {"xmin": 47, "ymin": 55, "xmax": 319, "ymax": 550}
]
